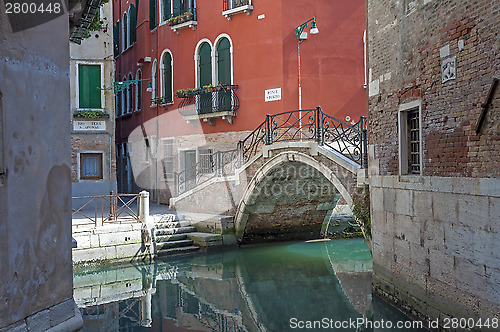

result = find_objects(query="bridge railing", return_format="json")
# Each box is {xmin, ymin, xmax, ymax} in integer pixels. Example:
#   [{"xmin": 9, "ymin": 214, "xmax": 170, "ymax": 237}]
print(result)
[
  {"xmin": 239, "ymin": 106, "xmax": 367, "ymax": 167},
  {"xmin": 173, "ymin": 106, "xmax": 367, "ymax": 196},
  {"xmin": 174, "ymin": 149, "xmax": 239, "ymax": 195}
]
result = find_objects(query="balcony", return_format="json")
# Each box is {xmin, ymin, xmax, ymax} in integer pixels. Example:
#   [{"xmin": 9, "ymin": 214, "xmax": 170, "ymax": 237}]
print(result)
[
  {"xmin": 166, "ymin": 7, "xmax": 197, "ymax": 34},
  {"xmin": 177, "ymin": 85, "xmax": 240, "ymax": 125},
  {"xmin": 222, "ymin": 0, "xmax": 253, "ymax": 20}
]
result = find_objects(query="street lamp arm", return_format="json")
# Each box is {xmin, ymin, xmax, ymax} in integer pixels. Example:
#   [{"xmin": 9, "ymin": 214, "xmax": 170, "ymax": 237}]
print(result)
[
  {"xmin": 113, "ymin": 78, "xmax": 152, "ymax": 92},
  {"xmin": 295, "ymin": 16, "xmax": 317, "ymax": 40}
]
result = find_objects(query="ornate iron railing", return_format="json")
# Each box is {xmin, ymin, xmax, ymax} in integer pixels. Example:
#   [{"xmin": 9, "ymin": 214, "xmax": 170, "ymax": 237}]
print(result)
[
  {"xmin": 164, "ymin": 1, "xmax": 197, "ymax": 23},
  {"xmin": 174, "ymin": 149, "xmax": 239, "ymax": 195},
  {"xmin": 239, "ymin": 106, "xmax": 367, "ymax": 166},
  {"xmin": 223, "ymin": 0, "xmax": 251, "ymax": 11},
  {"xmin": 178, "ymin": 85, "xmax": 240, "ymax": 117},
  {"xmin": 173, "ymin": 106, "xmax": 367, "ymax": 196}
]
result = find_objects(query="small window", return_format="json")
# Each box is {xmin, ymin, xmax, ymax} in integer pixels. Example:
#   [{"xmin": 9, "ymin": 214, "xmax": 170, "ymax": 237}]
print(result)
[
  {"xmin": 149, "ymin": 0, "xmax": 157, "ymax": 29},
  {"xmin": 123, "ymin": 12, "xmax": 128, "ymax": 51},
  {"xmin": 80, "ymin": 153, "xmax": 103, "ymax": 180},
  {"xmin": 152, "ymin": 60, "xmax": 158, "ymax": 99},
  {"xmin": 163, "ymin": 139, "xmax": 174, "ymax": 180},
  {"xmin": 127, "ymin": 73, "xmax": 133, "ymax": 113},
  {"xmin": 398, "ymin": 101, "xmax": 422, "ymax": 175},
  {"xmin": 78, "ymin": 64, "xmax": 102, "ymax": 109},
  {"xmin": 122, "ymin": 76, "xmax": 127, "ymax": 114}
]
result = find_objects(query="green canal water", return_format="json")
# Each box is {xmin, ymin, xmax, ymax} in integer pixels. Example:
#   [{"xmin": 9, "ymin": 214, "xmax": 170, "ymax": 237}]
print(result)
[{"xmin": 73, "ymin": 239, "xmax": 428, "ymax": 331}]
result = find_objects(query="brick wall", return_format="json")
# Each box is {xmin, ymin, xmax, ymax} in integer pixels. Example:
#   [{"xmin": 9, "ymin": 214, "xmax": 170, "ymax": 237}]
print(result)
[{"xmin": 367, "ymin": 0, "xmax": 500, "ymax": 178}]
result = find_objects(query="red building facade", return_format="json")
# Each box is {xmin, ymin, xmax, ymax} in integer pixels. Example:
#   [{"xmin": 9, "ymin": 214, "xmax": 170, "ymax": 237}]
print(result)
[{"xmin": 113, "ymin": 0, "xmax": 366, "ymax": 202}]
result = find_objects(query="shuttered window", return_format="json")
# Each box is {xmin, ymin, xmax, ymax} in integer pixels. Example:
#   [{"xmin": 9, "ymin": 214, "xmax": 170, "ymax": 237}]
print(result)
[
  {"xmin": 163, "ymin": 0, "xmax": 172, "ymax": 20},
  {"xmin": 113, "ymin": 23, "xmax": 119, "ymax": 56},
  {"xmin": 217, "ymin": 38, "xmax": 231, "ymax": 85},
  {"xmin": 123, "ymin": 12, "xmax": 128, "ymax": 50},
  {"xmin": 78, "ymin": 64, "xmax": 101, "ymax": 109},
  {"xmin": 163, "ymin": 53, "xmax": 173, "ymax": 103},
  {"xmin": 130, "ymin": 5, "xmax": 137, "ymax": 43},
  {"xmin": 149, "ymin": 0, "xmax": 157, "ymax": 29},
  {"xmin": 199, "ymin": 43, "xmax": 212, "ymax": 87},
  {"xmin": 80, "ymin": 153, "xmax": 103, "ymax": 180}
]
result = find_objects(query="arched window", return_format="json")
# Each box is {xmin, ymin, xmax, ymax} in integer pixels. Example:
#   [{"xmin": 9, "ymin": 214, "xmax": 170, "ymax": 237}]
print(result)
[
  {"xmin": 122, "ymin": 12, "xmax": 128, "ymax": 51},
  {"xmin": 152, "ymin": 59, "xmax": 158, "ymax": 99},
  {"xmin": 161, "ymin": 51, "xmax": 173, "ymax": 103},
  {"xmin": 136, "ymin": 69, "xmax": 142, "ymax": 111},
  {"xmin": 127, "ymin": 73, "xmax": 133, "ymax": 113},
  {"xmin": 198, "ymin": 42, "xmax": 212, "ymax": 88},
  {"xmin": 216, "ymin": 37, "xmax": 232, "ymax": 111},
  {"xmin": 216, "ymin": 37, "xmax": 231, "ymax": 86}
]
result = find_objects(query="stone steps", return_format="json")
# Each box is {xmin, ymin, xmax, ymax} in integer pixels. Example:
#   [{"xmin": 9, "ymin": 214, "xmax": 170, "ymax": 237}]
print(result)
[
  {"xmin": 153, "ymin": 218, "xmax": 201, "ymax": 256},
  {"xmin": 155, "ymin": 245, "xmax": 201, "ymax": 257}
]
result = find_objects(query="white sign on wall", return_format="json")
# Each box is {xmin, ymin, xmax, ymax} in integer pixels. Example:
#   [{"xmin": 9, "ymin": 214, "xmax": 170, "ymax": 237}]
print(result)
[
  {"xmin": 73, "ymin": 120, "xmax": 106, "ymax": 131},
  {"xmin": 265, "ymin": 88, "xmax": 281, "ymax": 102}
]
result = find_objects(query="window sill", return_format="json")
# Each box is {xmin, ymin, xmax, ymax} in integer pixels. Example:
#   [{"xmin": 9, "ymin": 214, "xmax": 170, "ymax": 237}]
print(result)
[
  {"xmin": 170, "ymin": 20, "xmax": 197, "ymax": 34},
  {"xmin": 222, "ymin": 5, "xmax": 253, "ymax": 20}
]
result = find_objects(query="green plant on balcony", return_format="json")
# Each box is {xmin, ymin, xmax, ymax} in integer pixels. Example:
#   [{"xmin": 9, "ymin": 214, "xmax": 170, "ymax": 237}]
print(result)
[
  {"xmin": 175, "ymin": 87, "xmax": 198, "ymax": 97},
  {"xmin": 74, "ymin": 109, "xmax": 110, "ymax": 118},
  {"xmin": 167, "ymin": 11, "xmax": 194, "ymax": 26}
]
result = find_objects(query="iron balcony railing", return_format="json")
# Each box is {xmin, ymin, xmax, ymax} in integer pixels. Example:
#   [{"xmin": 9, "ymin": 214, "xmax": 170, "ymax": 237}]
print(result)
[
  {"xmin": 223, "ymin": 0, "xmax": 251, "ymax": 11},
  {"xmin": 172, "ymin": 106, "xmax": 367, "ymax": 196},
  {"xmin": 177, "ymin": 84, "xmax": 240, "ymax": 117},
  {"xmin": 174, "ymin": 149, "xmax": 239, "ymax": 195},
  {"xmin": 164, "ymin": 1, "xmax": 197, "ymax": 23},
  {"xmin": 239, "ymin": 106, "xmax": 367, "ymax": 167}
]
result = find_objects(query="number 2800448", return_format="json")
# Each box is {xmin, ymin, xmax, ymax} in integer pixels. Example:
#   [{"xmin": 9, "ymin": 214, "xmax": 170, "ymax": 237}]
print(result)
[{"xmin": 5, "ymin": 2, "xmax": 61, "ymax": 14}]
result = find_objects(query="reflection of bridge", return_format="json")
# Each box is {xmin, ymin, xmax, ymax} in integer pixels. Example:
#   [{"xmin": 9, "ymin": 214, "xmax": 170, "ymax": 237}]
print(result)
[{"xmin": 170, "ymin": 107, "xmax": 369, "ymax": 243}]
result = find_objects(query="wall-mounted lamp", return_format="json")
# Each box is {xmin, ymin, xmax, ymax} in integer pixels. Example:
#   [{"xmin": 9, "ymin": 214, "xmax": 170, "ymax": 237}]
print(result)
[
  {"xmin": 295, "ymin": 16, "xmax": 319, "ymax": 40},
  {"xmin": 113, "ymin": 78, "xmax": 152, "ymax": 93}
]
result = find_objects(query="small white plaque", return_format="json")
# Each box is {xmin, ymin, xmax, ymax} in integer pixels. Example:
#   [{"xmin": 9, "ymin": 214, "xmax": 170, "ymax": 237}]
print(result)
[
  {"xmin": 73, "ymin": 120, "xmax": 106, "ymax": 131},
  {"xmin": 265, "ymin": 88, "xmax": 281, "ymax": 102}
]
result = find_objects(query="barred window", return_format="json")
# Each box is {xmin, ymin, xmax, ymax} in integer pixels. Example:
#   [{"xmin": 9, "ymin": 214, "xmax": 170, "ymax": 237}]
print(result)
[
  {"xmin": 198, "ymin": 148, "xmax": 214, "ymax": 174},
  {"xmin": 408, "ymin": 109, "xmax": 420, "ymax": 174},
  {"xmin": 80, "ymin": 153, "xmax": 103, "ymax": 180},
  {"xmin": 398, "ymin": 101, "xmax": 422, "ymax": 175}
]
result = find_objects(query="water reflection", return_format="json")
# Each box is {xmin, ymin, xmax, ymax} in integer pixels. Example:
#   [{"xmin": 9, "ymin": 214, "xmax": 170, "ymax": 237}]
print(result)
[{"xmin": 74, "ymin": 239, "xmax": 426, "ymax": 331}]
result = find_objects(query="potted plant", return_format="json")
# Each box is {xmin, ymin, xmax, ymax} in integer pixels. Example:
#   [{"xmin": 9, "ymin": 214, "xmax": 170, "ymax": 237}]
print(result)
[{"xmin": 73, "ymin": 109, "xmax": 110, "ymax": 119}]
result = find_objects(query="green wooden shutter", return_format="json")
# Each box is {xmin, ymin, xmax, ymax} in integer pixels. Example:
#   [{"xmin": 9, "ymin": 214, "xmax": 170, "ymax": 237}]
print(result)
[
  {"xmin": 199, "ymin": 43, "xmax": 212, "ymax": 87},
  {"xmin": 217, "ymin": 38, "xmax": 231, "ymax": 85},
  {"xmin": 173, "ymin": 0, "xmax": 181, "ymax": 16},
  {"xmin": 130, "ymin": 5, "xmax": 137, "ymax": 43},
  {"xmin": 79, "ymin": 65, "xmax": 101, "ymax": 109},
  {"xmin": 164, "ymin": 53, "xmax": 173, "ymax": 102},
  {"xmin": 123, "ymin": 13, "xmax": 128, "ymax": 48},
  {"xmin": 149, "ymin": 0, "xmax": 157, "ymax": 29},
  {"xmin": 163, "ymin": 0, "xmax": 171, "ymax": 20},
  {"xmin": 113, "ymin": 24, "xmax": 119, "ymax": 56}
]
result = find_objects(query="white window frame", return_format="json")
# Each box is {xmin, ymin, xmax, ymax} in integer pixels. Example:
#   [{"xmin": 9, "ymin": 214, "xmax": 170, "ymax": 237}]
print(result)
[
  {"xmin": 160, "ymin": 49, "xmax": 174, "ymax": 104},
  {"xmin": 222, "ymin": 0, "xmax": 253, "ymax": 20},
  {"xmin": 122, "ymin": 11, "xmax": 128, "ymax": 51},
  {"xmin": 398, "ymin": 99, "xmax": 423, "ymax": 175},
  {"xmin": 152, "ymin": 59, "xmax": 158, "ymax": 100},
  {"xmin": 127, "ymin": 72, "xmax": 133, "ymax": 114},
  {"xmin": 78, "ymin": 151, "xmax": 105, "ymax": 181},
  {"xmin": 214, "ymin": 34, "xmax": 234, "ymax": 86},
  {"xmin": 75, "ymin": 61, "xmax": 105, "ymax": 110},
  {"xmin": 194, "ymin": 38, "xmax": 214, "ymax": 88}
]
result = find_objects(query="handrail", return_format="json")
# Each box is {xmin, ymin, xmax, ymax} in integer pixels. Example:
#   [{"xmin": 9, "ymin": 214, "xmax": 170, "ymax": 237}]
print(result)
[{"xmin": 173, "ymin": 106, "xmax": 367, "ymax": 196}]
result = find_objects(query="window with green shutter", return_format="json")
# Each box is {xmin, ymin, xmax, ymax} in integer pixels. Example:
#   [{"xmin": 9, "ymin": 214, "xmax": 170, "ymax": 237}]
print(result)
[
  {"xmin": 217, "ymin": 38, "xmax": 231, "ymax": 85},
  {"xmin": 123, "ymin": 12, "xmax": 128, "ymax": 50},
  {"xmin": 198, "ymin": 43, "xmax": 212, "ymax": 114},
  {"xmin": 150, "ymin": 0, "xmax": 157, "ymax": 29},
  {"xmin": 163, "ymin": 0, "xmax": 171, "ymax": 20},
  {"xmin": 113, "ymin": 23, "xmax": 120, "ymax": 57},
  {"xmin": 78, "ymin": 64, "xmax": 101, "ymax": 109},
  {"xmin": 130, "ymin": 5, "xmax": 137, "ymax": 43},
  {"xmin": 163, "ymin": 53, "xmax": 173, "ymax": 103}
]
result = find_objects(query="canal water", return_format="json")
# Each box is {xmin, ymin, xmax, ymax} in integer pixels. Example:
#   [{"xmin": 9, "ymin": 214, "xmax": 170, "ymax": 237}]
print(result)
[{"xmin": 73, "ymin": 239, "xmax": 427, "ymax": 331}]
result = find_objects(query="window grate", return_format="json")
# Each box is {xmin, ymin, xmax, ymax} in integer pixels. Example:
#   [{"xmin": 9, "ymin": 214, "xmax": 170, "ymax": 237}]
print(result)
[{"xmin": 408, "ymin": 109, "xmax": 420, "ymax": 174}]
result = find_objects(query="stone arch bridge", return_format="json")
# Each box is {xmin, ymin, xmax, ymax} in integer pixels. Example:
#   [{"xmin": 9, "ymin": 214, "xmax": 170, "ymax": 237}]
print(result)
[{"xmin": 170, "ymin": 107, "xmax": 368, "ymax": 243}]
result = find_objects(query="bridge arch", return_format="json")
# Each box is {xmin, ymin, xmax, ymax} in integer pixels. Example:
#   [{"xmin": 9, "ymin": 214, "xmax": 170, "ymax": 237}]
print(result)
[{"xmin": 235, "ymin": 150, "xmax": 354, "ymax": 243}]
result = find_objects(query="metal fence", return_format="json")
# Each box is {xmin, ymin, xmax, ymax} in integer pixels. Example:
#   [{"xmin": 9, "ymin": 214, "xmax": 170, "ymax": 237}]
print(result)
[{"xmin": 72, "ymin": 192, "xmax": 140, "ymax": 227}]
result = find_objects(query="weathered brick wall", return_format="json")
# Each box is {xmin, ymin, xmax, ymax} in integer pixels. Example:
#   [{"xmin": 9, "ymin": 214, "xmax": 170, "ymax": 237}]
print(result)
[
  {"xmin": 367, "ymin": 0, "xmax": 500, "ymax": 177},
  {"xmin": 71, "ymin": 134, "xmax": 116, "ymax": 183},
  {"xmin": 367, "ymin": 0, "xmax": 500, "ymax": 326}
]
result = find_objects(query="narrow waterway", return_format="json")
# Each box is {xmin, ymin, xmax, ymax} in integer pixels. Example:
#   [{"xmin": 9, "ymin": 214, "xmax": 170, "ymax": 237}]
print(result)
[{"xmin": 74, "ymin": 239, "xmax": 428, "ymax": 331}]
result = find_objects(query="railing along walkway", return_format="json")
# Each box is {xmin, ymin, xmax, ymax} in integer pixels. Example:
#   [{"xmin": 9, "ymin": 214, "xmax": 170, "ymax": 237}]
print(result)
[
  {"xmin": 72, "ymin": 192, "xmax": 140, "ymax": 227},
  {"xmin": 174, "ymin": 106, "xmax": 367, "ymax": 195}
]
